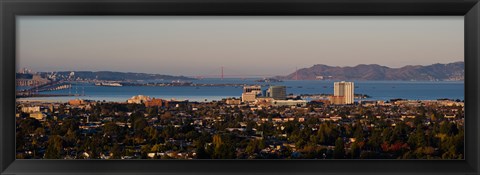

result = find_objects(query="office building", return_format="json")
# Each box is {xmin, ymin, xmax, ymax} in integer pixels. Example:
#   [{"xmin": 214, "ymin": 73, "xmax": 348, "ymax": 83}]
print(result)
[
  {"xmin": 29, "ymin": 112, "xmax": 46, "ymax": 121},
  {"xmin": 127, "ymin": 95, "xmax": 152, "ymax": 104},
  {"xmin": 329, "ymin": 96, "xmax": 346, "ymax": 105},
  {"xmin": 16, "ymin": 74, "xmax": 51, "ymax": 87},
  {"xmin": 69, "ymin": 99, "xmax": 86, "ymax": 106},
  {"xmin": 267, "ymin": 86, "xmax": 287, "ymax": 100},
  {"xmin": 226, "ymin": 98, "xmax": 241, "ymax": 105},
  {"xmin": 332, "ymin": 81, "xmax": 354, "ymax": 104},
  {"xmin": 21, "ymin": 106, "xmax": 41, "ymax": 113},
  {"xmin": 145, "ymin": 98, "xmax": 164, "ymax": 107},
  {"xmin": 243, "ymin": 85, "xmax": 262, "ymax": 94},
  {"xmin": 242, "ymin": 85, "xmax": 262, "ymax": 103}
]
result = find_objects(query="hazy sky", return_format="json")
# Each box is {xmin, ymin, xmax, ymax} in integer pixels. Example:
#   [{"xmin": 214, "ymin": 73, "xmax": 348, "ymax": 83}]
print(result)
[{"xmin": 17, "ymin": 16, "xmax": 463, "ymax": 76}]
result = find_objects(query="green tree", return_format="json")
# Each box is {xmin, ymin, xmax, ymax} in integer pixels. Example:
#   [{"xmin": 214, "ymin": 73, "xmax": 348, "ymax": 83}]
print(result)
[
  {"xmin": 44, "ymin": 135, "xmax": 63, "ymax": 159},
  {"xmin": 111, "ymin": 143, "xmax": 122, "ymax": 159},
  {"xmin": 195, "ymin": 141, "xmax": 210, "ymax": 159},
  {"xmin": 103, "ymin": 121, "xmax": 121, "ymax": 137},
  {"xmin": 64, "ymin": 128, "xmax": 78, "ymax": 147},
  {"xmin": 350, "ymin": 142, "xmax": 361, "ymax": 159},
  {"xmin": 333, "ymin": 138, "xmax": 345, "ymax": 159}
]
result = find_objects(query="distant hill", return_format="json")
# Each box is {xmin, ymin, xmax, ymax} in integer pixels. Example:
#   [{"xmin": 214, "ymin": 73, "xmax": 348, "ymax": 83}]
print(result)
[
  {"xmin": 276, "ymin": 62, "xmax": 464, "ymax": 81},
  {"xmin": 40, "ymin": 71, "xmax": 196, "ymax": 81}
]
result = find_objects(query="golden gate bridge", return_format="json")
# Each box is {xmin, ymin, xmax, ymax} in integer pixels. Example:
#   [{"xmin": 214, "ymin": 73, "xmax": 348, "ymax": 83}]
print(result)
[{"xmin": 189, "ymin": 66, "xmax": 295, "ymax": 79}]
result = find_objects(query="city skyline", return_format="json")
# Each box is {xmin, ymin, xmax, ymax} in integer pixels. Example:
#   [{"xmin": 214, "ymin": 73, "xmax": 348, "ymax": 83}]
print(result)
[{"xmin": 17, "ymin": 16, "xmax": 463, "ymax": 76}]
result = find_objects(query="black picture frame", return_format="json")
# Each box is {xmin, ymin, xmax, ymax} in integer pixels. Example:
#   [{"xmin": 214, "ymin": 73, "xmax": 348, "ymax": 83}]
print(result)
[{"xmin": 1, "ymin": 0, "xmax": 479, "ymax": 175}]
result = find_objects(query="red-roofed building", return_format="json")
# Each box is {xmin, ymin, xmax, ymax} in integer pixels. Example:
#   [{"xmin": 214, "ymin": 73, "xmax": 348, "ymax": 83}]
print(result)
[{"xmin": 145, "ymin": 98, "xmax": 163, "ymax": 107}]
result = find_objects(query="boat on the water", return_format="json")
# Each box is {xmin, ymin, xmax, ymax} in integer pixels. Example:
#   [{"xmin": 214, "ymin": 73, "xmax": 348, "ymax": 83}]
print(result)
[{"xmin": 95, "ymin": 82, "xmax": 123, "ymax": 87}]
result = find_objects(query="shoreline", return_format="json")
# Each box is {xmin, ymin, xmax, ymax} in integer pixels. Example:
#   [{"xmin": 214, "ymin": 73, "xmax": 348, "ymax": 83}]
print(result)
[{"xmin": 16, "ymin": 96, "xmax": 464, "ymax": 104}]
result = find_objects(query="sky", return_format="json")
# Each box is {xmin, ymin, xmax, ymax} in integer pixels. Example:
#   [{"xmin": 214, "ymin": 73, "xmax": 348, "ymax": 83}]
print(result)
[{"xmin": 17, "ymin": 16, "xmax": 464, "ymax": 77}]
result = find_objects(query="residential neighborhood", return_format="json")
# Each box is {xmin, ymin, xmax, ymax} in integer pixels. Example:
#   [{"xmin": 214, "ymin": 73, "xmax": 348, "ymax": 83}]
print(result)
[{"xmin": 16, "ymin": 95, "xmax": 464, "ymax": 159}]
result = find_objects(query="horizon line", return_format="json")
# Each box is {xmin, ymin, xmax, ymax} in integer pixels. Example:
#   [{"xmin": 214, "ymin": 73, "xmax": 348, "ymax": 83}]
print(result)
[{"xmin": 18, "ymin": 61, "xmax": 464, "ymax": 77}]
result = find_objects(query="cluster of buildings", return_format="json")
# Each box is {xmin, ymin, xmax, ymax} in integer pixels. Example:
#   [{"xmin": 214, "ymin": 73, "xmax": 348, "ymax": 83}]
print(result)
[
  {"xmin": 16, "ymin": 74, "xmax": 51, "ymax": 87},
  {"xmin": 16, "ymin": 80, "xmax": 356, "ymax": 123},
  {"xmin": 241, "ymin": 85, "xmax": 287, "ymax": 102},
  {"xmin": 16, "ymin": 68, "xmax": 84, "ymax": 89},
  {"xmin": 17, "ymin": 102, "xmax": 55, "ymax": 121},
  {"xmin": 240, "ymin": 81, "xmax": 355, "ymax": 107},
  {"xmin": 241, "ymin": 85, "xmax": 307, "ymax": 107},
  {"xmin": 15, "ymin": 78, "xmax": 465, "ymax": 159},
  {"xmin": 127, "ymin": 95, "xmax": 189, "ymax": 108},
  {"xmin": 126, "ymin": 95, "xmax": 152, "ymax": 104}
]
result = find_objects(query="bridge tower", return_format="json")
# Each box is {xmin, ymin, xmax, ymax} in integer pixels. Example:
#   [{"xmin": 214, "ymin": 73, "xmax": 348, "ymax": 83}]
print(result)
[
  {"xmin": 296, "ymin": 67, "xmax": 298, "ymax": 80},
  {"xmin": 221, "ymin": 66, "xmax": 224, "ymax": 80}
]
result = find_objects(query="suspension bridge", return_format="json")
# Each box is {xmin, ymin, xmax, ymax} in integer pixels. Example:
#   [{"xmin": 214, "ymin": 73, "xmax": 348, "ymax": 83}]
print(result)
[
  {"xmin": 188, "ymin": 66, "xmax": 295, "ymax": 79},
  {"xmin": 16, "ymin": 80, "xmax": 84, "ymax": 98}
]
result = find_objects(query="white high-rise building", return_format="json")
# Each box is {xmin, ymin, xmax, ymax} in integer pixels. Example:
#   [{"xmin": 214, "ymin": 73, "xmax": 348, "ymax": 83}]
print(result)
[
  {"xmin": 334, "ymin": 81, "xmax": 354, "ymax": 104},
  {"xmin": 242, "ymin": 85, "xmax": 262, "ymax": 103}
]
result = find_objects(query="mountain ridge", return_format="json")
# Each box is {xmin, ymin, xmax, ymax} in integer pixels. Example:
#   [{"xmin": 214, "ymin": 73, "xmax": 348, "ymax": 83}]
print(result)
[{"xmin": 276, "ymin": 61, "xmax": 464, "ymax": 81}]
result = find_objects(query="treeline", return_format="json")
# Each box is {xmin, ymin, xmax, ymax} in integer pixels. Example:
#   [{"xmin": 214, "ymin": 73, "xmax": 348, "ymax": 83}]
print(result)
[{"xmin": 16, "ymin": 102, "xmax": 464, "ymax": 159}]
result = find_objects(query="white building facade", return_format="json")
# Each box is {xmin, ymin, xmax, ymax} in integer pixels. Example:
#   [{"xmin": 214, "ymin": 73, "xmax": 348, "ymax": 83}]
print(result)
[{"xmin": 334, "ymin": 81, "xmax": 354, "ymax": 104}]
